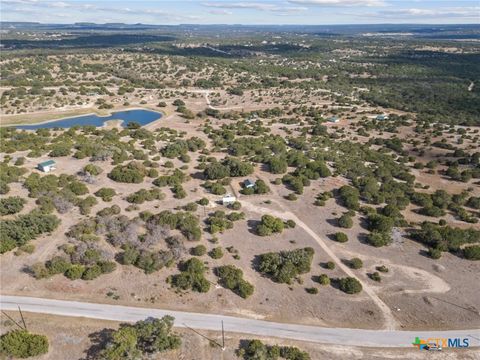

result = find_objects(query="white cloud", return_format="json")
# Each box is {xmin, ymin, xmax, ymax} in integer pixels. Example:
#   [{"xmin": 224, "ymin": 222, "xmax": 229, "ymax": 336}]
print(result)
[
  {"xmin": 202, "ymin": 2, "xmax": 307, "ymax": 13},
  {"xmin": 288, "ymin": 0, "xmax": 385, "ymax": 6},
  {"xmin": 208, "ymin": 9, "xmax": 233, "ymax": 15},
  {"xmin": 376, "ymin": 6, "xmax": 480, "ymax": 18}
]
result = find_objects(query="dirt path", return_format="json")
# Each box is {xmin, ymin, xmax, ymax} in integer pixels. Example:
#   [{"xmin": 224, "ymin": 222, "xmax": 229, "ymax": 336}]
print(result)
[{"xmin": 240, "ymin": 198, "xmax": 399, "ymax": 331}]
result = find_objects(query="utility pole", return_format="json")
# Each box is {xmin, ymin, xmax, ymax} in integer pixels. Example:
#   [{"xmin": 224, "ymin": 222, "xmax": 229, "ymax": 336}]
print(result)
[{"xmin": 221, "ymin": 320, "xmax": 225, "ymax": 350}]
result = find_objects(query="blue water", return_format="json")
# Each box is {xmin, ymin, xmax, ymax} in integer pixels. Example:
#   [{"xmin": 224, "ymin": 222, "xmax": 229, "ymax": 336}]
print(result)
[{"xmin": 16, "ymin": 109, "xmax": 162, "ymax": 130}]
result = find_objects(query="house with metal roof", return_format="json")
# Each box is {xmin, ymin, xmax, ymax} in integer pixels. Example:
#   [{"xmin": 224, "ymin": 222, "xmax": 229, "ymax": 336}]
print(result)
[
  {"xmin": 37, "ymin": 160, "xmax": 56, "ymax": 173},
  {"xmin": 244, "ymin": 179, "xmax": 255, "ymax": 189},
  {"xmin": 327, "ymin": 116, "xmax": 340, "ymax": 123}
]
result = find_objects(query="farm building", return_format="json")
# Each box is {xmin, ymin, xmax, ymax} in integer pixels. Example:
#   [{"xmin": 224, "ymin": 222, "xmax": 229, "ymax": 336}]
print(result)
[
  {"xmin": 222, "ymin": 194, "xmax": 236, "ymax": 205},
  {"xmin": 244, "ymin": 179, "xmax": 255, "ymax": 189},
  {"xmin": 37, "ymin": 160, "xmax": 56, "ymax": 173}
]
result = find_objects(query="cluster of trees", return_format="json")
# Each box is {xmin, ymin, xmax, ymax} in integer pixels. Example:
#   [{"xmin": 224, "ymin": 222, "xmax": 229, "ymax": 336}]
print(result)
[
  {"xmin": 238, "ymin": 339, "xmax": 310, "ymax": 360},
  {"xmin": 202, "ymin": 180, "xmax": 227, "ymax": 195},
  {"xmin": 0, "ymin": 330, "xmax": 49, "ymax": 358},
  {"xmin": 169, "ymin": 257, "xmax": 210, "ymax": 293},
  {"xmin": 32, "ymin": 243, "xmax": 117, "ymax": 281},
  {"xmin": 151, "ymin": 210, "xmax": 202, "ymax": 241},
  {"xmin": 337, "ymin": 277, "xmax": 363, "ymax": 294},
  {"xmin": 95, "ymin": 316, "xmax": 181, "ymax": 359},
  {"xmin": 120, "ymin": 244, "xmax": 176, "ymax": 274},
  {"xmin": 94, "ymin": 187, "xmax": 116, "ymax": 202},
  {"xmin": 215, "ymin": 265, "xmax": 254, "ymax": 298},
  {"xmin": 206, "ymin": 210, "xmax": 244, "ymax": 234},
  {"xmin": 0, "ymin": 162, "xmax": 27, "ymax": 194},
  {"xmin": 203, "ymin": 157, "xmax": 254, "ymax": 180},
  {"xmin": 256, "ymin": 215, "xmax": 285, "ymax": 237},
  {"xmin": 160, "ymin": 137, "xmax": 206, "ymax": 158},
  {"xmin": 0, "ymin": 196, "xmax": 26, "ymax": 215},
  {"xmin": 126, "ymin": 188, "xmax": 164, "ymax": 204},
  {"xmin": 410, "ymin": 222, "xmax": 480, "ymax": 259},
  {"xmin": 1, "ymin": 211, "xmax": 60, "ymax": 254},
  {"xmin": 108, "ymin": 161, "xmax": 148, "ymax": 183},
  {"xmin": 257, "ymin": 248, "xmax": 314, "ymax": 284}
]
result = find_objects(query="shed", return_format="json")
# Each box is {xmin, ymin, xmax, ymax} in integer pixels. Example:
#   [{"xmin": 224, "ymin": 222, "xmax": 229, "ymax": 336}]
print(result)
[
  {"xmin": 327, "ymin": 116, "xmax": 340, "ymax": 123},
  {"xmin": 244, "ymin": 179, "xmax": 255, "ymax": 189},
  {"xmin": 38, "ymin": 160, "xmax": 56, "ymax": 173},
  {"xmin": 222, "ymin": 194, "xmax": 236, "ymax": 205}
]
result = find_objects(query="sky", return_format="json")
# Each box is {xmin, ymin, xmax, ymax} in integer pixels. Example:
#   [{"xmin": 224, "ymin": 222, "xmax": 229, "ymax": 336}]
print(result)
[{"xmin": 1, "ymin": 0, "xmax": 479, "ymax": 25}]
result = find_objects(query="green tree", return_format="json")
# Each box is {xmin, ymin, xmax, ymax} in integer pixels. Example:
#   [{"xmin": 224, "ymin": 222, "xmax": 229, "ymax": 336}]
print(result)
[{"xmin": 0, "ymin": 330, "xmax": 49, "ymax": 358}]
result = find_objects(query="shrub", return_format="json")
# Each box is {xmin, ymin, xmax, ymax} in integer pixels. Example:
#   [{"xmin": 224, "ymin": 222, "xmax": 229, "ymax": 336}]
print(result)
[
  {"xmin": 367, "ymin": 214, "xmax": 394, "ymax": 233},
  {"xmin": 334, "ymin": 232, "xmax": 348, "ymax": 243},
  {"xmin": 463, "ymin": 245, "xmax": 480, "ymax": 260},
  {"xmin": 94, "ymin": 188, "xmax": 116, "ymax": 202},
  {"xmin": 170, "ymin": 258, "xmax": 210, "ymax": 293},
  {"xmin": 0, "ymin": 330, "xmax": 49, "ymax": 358},
  {"xmin": 108, "ymin": 162, "xmax": 146, "ymax": 183},
  {"xmin": 366, "ymin": 231, "xmax": 392, "ymax": 247},
  {"xmin": 64, "ymin": 264, "xmax": 85, "ymax": 280},
  {"xmin": 256, "ymin": 215, "xmax": 285, "ymax": 236},
  {"xmin": 0, "ymin": 196, "xmax": 26, "ymax": 215},
  {"xmin": 126, "ymin": 188, "xmax": 164, "ymax": 204},
  {"xmin": 45, "ymin": 256, "xmax": 71, "ymax": 275},
  {"xmin": 338, "ymin": 214, "xmax": 353, "ymax": 229},
  {"xmin": 369, "ymin": 272, "xmax": 381, "ymax": 282},
  {"xmin": 317, "ymin": 274, "xmax": 330, "ymax": 285},
  {"xmin": 258, "ymin": 248, "xmax": 314, "ymax": 284},
  {"xmin": 215, "ymin": 265, "xmax": 254, "ymax": 298},
  {"xmin": 410, "ymin": 222, "xmax": 480, "ymax": 253},
  {"xmin": 96, "ymin": 316, "xmax": 180, "ymax": 359},
  {"xmin": 66, "ymin": 181, "xmax": 89, "ymax": 195},
  {"xmin": 83, "ymin": 164, "xmax": 102, "ymax": 176},
  {"xmin": 82, "ymin": 265, "xmax": 102, "ymax": 280},
  {"xmin": 325, "ymin": 261, "xmax": 335, "ymax": 270},
  {"xmin": 191, "ymin": 245, "xmax": 207, "ymax": 256},
  {"xmin": 338, "ymin": 185, "xmax": 360, "ymax": 210},
  {"xmin": 197, "ymin": 198, "xmax": 209, "ymax": 206},
  {"xmin": 209, "ymin": 247, "xmax": 224, "ymax": 259},
  {"xmin": 239, "ymin": 340, "xmax": 310, "ymax": 360},
  {"xmin": 306, "ymin": 287, "xmax": 318, "ymax": 294},
  {"xmin": 338, "ymin": 277, "xmax": 362, "ymax": 294},
  {"xmin": 376, "ymin": 265, "xmax": 389, "ymax": 273},
  {"xmin": 428, "ymin": 248, "xmax": 442, "ymax": 259},
  {"xmin": 282, "ymin": 220, "xmax": 295, "ymax": 231},
  {"xmin": 348, "ymin": 258, "xmax": 363, "ymax": 269},
  {"xmin": 1, "ymin": 212, "xmax": 60, "ymax": 254}
]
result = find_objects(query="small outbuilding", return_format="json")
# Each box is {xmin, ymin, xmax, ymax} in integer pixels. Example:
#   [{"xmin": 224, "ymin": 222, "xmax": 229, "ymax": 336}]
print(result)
[
  {"xmin": 222, "ymin": 194, "xmax": 236, "ymax": 205},
  {"xmin": 327, "ymin": 116, "xmax": 340, "ymax": 123},
  {"xmin": 376, "ymin": 114, "xmax": 388, "ymax": 121},
  {"xmin": 244, "ymin": 179, "xmax": 255, "ymax": 189},
  {"xmin": 37, "ymin": 160, "xmax": 56, "ymax": 173}
]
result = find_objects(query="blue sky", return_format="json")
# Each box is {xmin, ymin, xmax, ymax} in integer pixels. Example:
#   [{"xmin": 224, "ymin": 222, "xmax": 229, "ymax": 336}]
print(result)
[{"xmin": 1, "ymin": 0, "xmax": 479, "ymax": 25}]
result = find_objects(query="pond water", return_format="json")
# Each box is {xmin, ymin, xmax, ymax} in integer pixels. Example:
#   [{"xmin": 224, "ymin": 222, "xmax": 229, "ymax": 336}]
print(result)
[{"xmin": 15, "ymin": 109, "xmax": 162, "ymax": 130}]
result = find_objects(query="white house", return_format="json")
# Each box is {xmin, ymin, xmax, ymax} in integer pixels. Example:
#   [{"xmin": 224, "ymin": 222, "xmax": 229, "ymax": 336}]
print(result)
[
  {"xmin": 222, "ymin": 194, "xmax": 236, "ymax": 205},
  {"xmin": 37, "ymin": 160, "xmax": 56, "ymax": 173}
]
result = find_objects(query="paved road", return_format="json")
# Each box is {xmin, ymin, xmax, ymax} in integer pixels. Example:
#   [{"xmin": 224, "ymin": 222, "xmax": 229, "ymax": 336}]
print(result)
[{"xmin": 1, "ymin": 295, "xmax": 479, "ymax": 348}]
